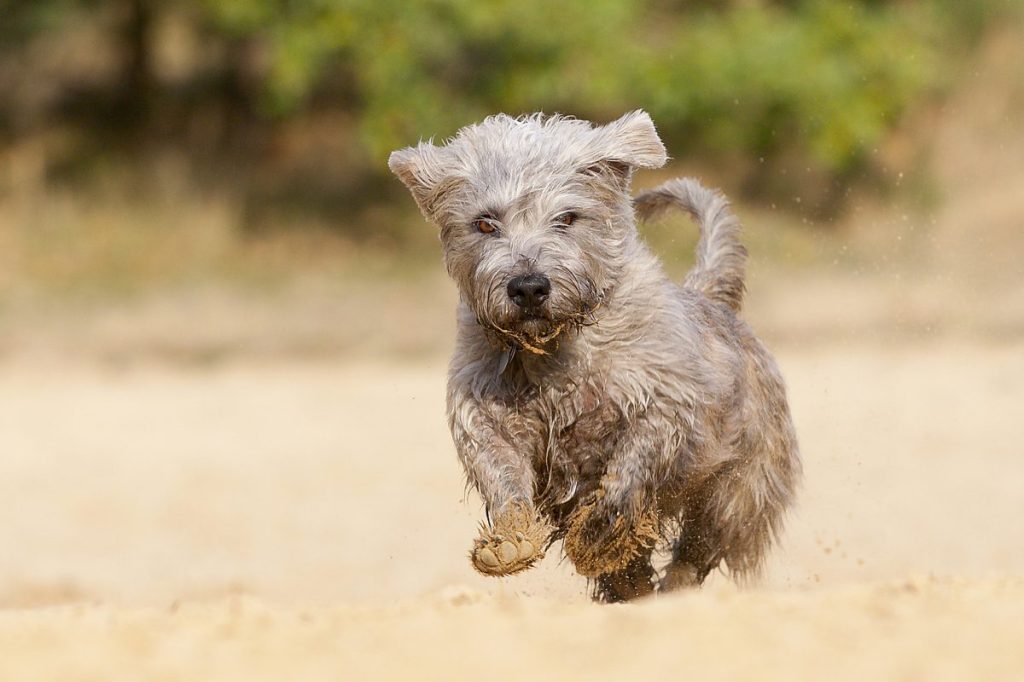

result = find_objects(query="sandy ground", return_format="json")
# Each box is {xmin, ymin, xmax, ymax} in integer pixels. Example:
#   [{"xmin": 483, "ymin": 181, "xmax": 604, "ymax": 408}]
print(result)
[{"xmin": 1, "ymin": 340, "xmax": 1022, "ymax": 679}]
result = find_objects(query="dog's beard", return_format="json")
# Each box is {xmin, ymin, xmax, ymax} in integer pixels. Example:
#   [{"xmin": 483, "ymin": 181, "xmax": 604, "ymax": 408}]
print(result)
[
  {"xmin": 478, "ymin": 298, "xmax": 603, "ymax": 352},
  {"xmin": 481, "ymin": 308, "xmax": 563, "ymax": 348},
  {"xmin": 469, "ymin": 272, "xmax": 605, "ymax": 351}
]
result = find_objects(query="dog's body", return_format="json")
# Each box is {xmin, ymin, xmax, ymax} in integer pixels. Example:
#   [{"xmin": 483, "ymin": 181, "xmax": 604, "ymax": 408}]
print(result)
[{"xmin": 390, "ymin": 111, "xmax": 800, "ymax": 601}]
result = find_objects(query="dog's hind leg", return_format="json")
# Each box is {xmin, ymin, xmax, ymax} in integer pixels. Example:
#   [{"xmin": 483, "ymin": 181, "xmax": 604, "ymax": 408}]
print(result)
[
  {"xmin": 661, "ymin": 452, "xmax": 799, "ymax": 592},
  {"xmin": 661, "ymin": 458, "xmax": 783, "ymax": 591},
  {"xmin": 662, "ymin": 348, "xmax": 801, "ymax": 591},
  {"xmin": 659, "ymin": 481, "xmax": 720, "ymax": 591}
]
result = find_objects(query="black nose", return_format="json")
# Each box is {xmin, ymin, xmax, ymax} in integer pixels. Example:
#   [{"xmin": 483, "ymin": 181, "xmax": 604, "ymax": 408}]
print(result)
[{"xmin": 507, "ymin": 273, "xmax": 551, "ymax": 309}]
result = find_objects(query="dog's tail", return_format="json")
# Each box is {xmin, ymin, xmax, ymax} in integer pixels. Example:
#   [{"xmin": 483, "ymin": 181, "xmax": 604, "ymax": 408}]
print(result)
[{"xmin": 633, "ymin": 178, "xmax": 747, "ymax": 313}]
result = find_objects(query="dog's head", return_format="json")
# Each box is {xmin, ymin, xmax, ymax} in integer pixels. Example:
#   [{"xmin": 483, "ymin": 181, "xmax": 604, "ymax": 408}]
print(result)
[{"xmin": 389, "ymin": 111, "xmax": 666, "ymax": 348}]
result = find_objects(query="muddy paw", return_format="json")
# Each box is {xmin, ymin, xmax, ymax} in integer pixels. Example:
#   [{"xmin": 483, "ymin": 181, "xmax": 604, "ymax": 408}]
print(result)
[
  {"xmin": 563, "ymin": 496, "xmax": 660, "ymax": 578},
  {"xmin": 470, "ymin": 504, "xmax": 550, "ymax": 577},
  {"xmin": 472, "ymin": 530, "xmax": 541, "ymax": 576}
]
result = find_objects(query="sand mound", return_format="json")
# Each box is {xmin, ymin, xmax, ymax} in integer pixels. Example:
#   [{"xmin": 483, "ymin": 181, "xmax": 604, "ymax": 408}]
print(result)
[{"xmin": 2, "ymin": 578, "xmax": 1021, "ymax": 681}]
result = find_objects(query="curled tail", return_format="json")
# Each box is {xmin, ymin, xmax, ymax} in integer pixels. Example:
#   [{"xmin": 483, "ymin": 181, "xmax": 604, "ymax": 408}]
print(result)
[{"xmin": 634, "ymin": 178, "xmax": 747, "ymax": 313}]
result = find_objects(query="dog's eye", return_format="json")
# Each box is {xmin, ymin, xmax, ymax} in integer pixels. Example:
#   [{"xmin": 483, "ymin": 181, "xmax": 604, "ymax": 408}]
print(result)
[
  {"xmin": 554, "ymin": 212, "xmax": 578, "ymax": 228},
  {"xmin": 473, "ymin": 216, "xmax": 497, "ymax": 234}
]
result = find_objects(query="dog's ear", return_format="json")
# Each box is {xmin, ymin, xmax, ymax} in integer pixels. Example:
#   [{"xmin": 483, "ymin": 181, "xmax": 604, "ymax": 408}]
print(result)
[
  {"xmin": 388, "ymin": 141, "xmax": 453, "ymax": 219},
  {"xmin": 583, "ymin": 110, "xmax": 668, "ymax": 182}
]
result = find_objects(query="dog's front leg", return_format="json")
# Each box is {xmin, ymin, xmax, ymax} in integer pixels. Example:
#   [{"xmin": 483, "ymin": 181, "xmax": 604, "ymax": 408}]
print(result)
[
  {"xmin": 449, "ymin": 388, "xmax": 551, "ymax": 576},
  {"xmin": 563, "ymin": 416, "xmax": 665, "ymax": 579}
]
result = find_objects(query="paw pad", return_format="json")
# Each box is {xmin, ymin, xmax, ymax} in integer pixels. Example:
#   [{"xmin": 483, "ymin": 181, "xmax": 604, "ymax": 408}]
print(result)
[
  {"xmin": 472, "ymin": 532, "xmax": 539, "ymax": 575},
  {"xmin": 470, "ymin": 506, "xmax": 550, "ymax": 577}
]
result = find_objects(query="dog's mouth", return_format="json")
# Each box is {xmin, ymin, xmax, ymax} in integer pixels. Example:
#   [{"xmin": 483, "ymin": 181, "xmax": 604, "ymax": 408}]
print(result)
[
  {"xmin": 484, "ymin": 310, "xmax": 564, "ymax": 355},
  {"xmin": 490, "ymin": 300, "xmax": 604, "ymax": 355},
  {"xmin": 518, "ymin": 314, "xmax": 558, "ymax": 339}
]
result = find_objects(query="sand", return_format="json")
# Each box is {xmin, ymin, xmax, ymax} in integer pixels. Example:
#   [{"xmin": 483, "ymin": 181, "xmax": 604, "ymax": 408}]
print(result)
[
  {"xmin": 2, "ymin": 579, "xmax": 1021, "ymax": 681},
  {"xmin": 1, "ymin": 340, "xmax": 1022, "ymax": 680}
]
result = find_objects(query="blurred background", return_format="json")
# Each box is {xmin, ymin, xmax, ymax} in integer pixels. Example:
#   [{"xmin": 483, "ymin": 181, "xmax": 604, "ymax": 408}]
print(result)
[
  {"xmin": 1, "ymin": 0, "xmax": 1022, "ymax": 358},
  {"xmin": 0, "ymin": 0, "xmax": 1022, "ymax": 611}
]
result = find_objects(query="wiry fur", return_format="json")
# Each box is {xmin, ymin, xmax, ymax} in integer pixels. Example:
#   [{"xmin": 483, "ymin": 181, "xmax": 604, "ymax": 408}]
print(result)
[{"xmin": 389, "ymin": 111, "xmax": 801, "ymax": 602}]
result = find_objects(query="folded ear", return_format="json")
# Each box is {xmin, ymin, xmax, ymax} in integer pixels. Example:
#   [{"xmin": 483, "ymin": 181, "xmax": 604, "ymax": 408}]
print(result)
[
  {"xmin": 583, "ymin": 110, "xmax": 668, "ymax": 179},
  {"xmin": 388, "ymin": 141, "xmax": 452, "ymax": 218}
]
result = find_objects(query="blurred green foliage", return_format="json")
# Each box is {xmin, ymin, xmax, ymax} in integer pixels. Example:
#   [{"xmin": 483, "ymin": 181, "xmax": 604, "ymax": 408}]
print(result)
[
  {"xmin": 198, "ymin": 0, "xmax": 998, "ymax": 172},
  {"xmin": 0, "ymin": 0, "xmax": 1013, "ymax": 223}
]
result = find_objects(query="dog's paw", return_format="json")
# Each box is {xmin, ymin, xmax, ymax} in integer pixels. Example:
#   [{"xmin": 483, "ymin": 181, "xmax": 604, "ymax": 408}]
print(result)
[
  {"xmin": 471, "ymin": 530, "xmax": 541, "ymax": 576},
  {"xmin": 470, "ymin": 504, "xmax": 550, "ymax": 577},
  {"xmin": 563, "ymin": 495, "xmax": 660, "ymax": 578},
  {"xmin": 659, "ymin": 561, "xmax": 703, "ymax": 593}
]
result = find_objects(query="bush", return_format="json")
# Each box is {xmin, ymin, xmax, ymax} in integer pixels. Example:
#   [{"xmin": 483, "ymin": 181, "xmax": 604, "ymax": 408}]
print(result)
[
  {"xmin": 201, "ymin": 1, "xmax": 993, "ymax": 175},
  {"xmin": 1, "ymin": 0, "xmax": 1013, "ymax": 223}
]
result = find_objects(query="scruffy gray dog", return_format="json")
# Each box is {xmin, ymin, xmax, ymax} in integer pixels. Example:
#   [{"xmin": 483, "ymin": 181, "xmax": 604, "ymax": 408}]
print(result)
[{"xmin": 389, "ymin": 111, "xmax": 800, "ymax": 602}]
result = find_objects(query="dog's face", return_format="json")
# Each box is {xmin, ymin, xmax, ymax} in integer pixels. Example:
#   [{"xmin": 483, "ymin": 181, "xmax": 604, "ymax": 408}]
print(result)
[{"xmin": 389, "ymin": 111, "xmax": 666, "ymax": 346}]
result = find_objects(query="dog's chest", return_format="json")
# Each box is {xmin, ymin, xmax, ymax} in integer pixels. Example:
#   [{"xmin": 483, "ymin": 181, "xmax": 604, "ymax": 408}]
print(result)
[{"xmin": 507, "ymin": 382, "xmax": 624, "ymax": 472}]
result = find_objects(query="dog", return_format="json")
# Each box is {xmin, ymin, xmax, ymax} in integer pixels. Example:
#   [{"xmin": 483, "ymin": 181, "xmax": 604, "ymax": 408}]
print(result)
[{"xmin": 389, "ymin": 111, "xmax": 800, "ymax": 602}]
